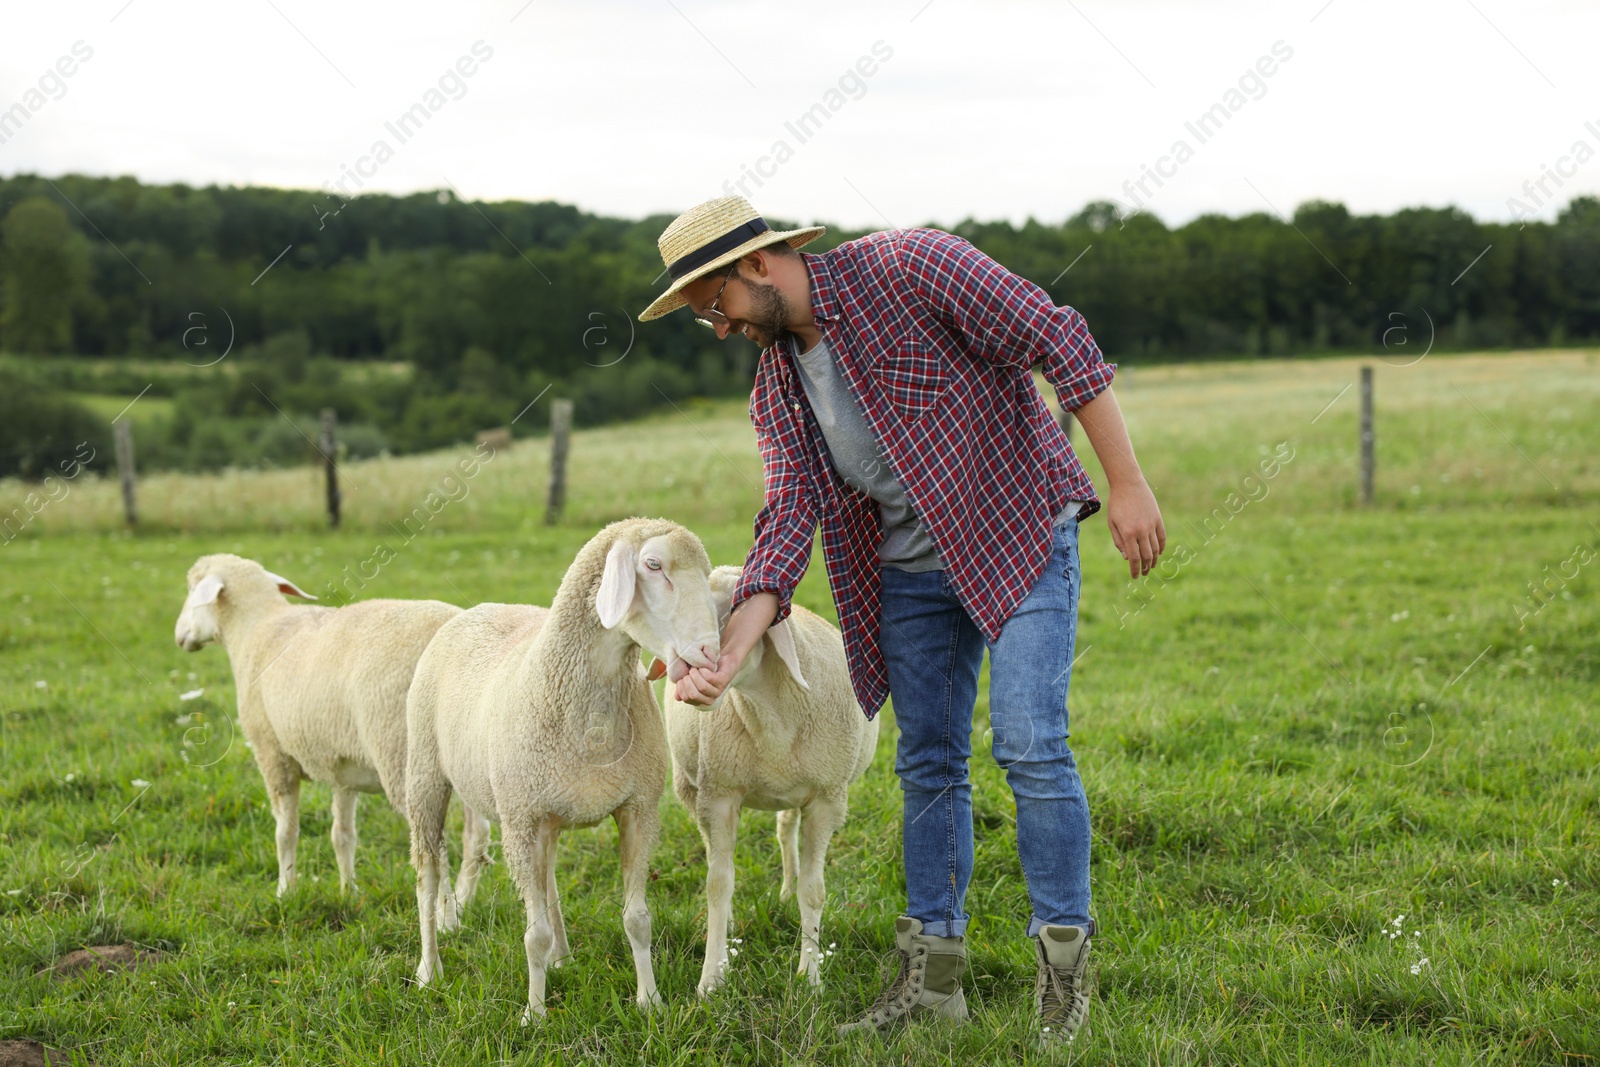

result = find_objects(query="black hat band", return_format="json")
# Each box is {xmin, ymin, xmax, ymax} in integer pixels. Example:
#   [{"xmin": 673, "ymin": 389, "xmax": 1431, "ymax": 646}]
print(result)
[{"xmin": 666, "ymin": 218, "xmax": 773, "ymax": 280}]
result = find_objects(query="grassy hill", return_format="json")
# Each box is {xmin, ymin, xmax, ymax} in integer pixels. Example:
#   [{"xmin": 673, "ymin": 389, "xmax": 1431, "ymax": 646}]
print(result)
[{"xmin": 1, "ymin": 350, "xmax": 1596, "ymax": 1064}]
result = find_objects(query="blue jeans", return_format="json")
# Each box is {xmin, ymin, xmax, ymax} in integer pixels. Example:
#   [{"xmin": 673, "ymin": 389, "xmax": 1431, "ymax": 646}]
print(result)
[{"xmin": 879, "ymin": 517, "xmax": 1093, "ymax": 939}]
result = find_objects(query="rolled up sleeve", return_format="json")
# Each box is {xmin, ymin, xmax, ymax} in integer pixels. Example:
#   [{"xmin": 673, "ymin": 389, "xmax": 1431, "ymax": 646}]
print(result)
[
  {"xmin": 732, "ymin": 419, "xmax": 818, "ymax": 626},
  {"xmin": 898, "ymin": 227, "xmax": 1116, "ymax": 412}
]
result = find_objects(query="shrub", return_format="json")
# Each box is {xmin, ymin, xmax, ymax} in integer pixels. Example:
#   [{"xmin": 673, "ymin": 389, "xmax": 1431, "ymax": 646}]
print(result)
[{"xmin": 0, "ymin": 368, "xmax": 112, "ymax": 480}]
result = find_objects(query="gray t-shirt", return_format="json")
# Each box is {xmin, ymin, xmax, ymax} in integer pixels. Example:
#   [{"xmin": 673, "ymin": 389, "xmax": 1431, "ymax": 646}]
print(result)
[{"xmin": 788, "ymin": 332, "xmax": 1086, "ymax": 573}]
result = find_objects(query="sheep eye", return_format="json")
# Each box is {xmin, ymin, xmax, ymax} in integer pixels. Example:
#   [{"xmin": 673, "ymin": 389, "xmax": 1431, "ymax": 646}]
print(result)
[{"xmin": 644, "ymin": 558, "xmax": 663, "ymax": 572}]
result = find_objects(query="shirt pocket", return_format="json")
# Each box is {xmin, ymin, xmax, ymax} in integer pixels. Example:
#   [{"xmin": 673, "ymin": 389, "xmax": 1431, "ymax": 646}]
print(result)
[{"xmin": 870, "ymin": 341, "xmax": 951, "ymax": 422}]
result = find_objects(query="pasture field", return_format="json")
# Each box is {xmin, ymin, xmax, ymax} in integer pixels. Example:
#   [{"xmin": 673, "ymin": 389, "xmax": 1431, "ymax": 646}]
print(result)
[{"xmin": 1, "ymin": 350, "xmax": 1597, "ymax": 1065}]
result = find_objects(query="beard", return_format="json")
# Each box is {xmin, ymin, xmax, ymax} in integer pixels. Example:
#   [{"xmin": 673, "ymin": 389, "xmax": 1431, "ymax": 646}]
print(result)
[{"xmin": 736, "ymin": 277, "xmax": 792, "ymax": 350}]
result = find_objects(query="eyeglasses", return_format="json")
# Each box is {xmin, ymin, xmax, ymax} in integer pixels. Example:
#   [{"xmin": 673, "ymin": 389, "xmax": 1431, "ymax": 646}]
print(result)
[{"xmin": 691, "ymin": 262, "xmax": 739, "ymax": 330}]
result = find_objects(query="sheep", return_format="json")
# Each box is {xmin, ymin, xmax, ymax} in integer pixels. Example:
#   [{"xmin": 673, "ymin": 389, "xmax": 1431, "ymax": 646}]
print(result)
[
  {"xmin": 662, "ymin": 565, "xmax": 880, "ymax": 996},
  {"xmin": 405, "ymin": 517, "xmax": 723, "ymax": 1023},
  {"xmin": 174, "ymin": 553, "xmax": 488, "ymax": 922}
]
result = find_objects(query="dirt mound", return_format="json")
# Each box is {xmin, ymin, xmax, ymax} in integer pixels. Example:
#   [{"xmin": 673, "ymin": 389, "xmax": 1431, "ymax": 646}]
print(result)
[
  {"xmin": 0, "ymin": 1040, "xmax": 72, "ymax": 1066},
  {"xmin": 42, "ymin": 943, "xmax": 164, "ymax": 979}
]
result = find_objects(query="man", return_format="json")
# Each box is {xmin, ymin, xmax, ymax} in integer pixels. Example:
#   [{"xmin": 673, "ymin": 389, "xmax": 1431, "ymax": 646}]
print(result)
[{"xmin": 638, "ymin": 196, "xmax": 1165, "ymax": 1042}]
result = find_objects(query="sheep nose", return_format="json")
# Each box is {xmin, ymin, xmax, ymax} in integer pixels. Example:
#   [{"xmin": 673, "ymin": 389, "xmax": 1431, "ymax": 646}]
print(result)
[{"xmin": 685, "ymin": 641, "xmax": 719, "ymax": 670}]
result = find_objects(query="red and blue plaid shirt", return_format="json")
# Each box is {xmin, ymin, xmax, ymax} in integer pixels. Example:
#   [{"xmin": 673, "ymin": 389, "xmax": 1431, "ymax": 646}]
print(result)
[{"xmin": 732, "ymin": 227, "xmax": 1117, "ymax": 718}]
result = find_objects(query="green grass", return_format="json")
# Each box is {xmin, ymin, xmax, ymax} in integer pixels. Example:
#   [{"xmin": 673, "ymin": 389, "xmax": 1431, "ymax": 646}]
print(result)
[
  {"xmin": 71, "ymin": 393, "xmax": 176, "ymax": 429},
  {"xmin": 2, "ymin": 351, "xmax": 1598, "ymax": 1064}
]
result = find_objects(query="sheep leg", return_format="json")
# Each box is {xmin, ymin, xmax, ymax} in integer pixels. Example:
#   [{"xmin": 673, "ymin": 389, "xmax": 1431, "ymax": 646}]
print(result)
[
  {"xmin": 505, "ymin": 814, "xmax": 560, "ymax": 1025},
  {"xmin": 615, "ymin": 800, "xmax": 663, "ymax": 1011},
  {"xmin": 795, "ymin": 796, "xmax": 846, "ymax": 988},
  {"xmin": 453, "ymin": 804, "xmax": 493, "ymax": 915},
  {"xmin": 269, "ymin": 782, "xmax": 301, "ymax": 897},
  {"xmin": 546, "ymin": 855, "xmax": 571, "ymax": 969},
  {"xmin": 409, "ymin": 781, "xmax": 452, "ymax": 987},
  {"xmin": 695, "ymin": 794, "xmax": 741, "ymax": 997},
  {"xmin": 435, "ymin": 848, "xmax": 461, "ymax": 934},
  {"xmin": 776, "ymin": 808, "xmax": 800, "ymax": 902},
  {"xmin": 331, "ymin": 787, "xmax": 359, "ymax": 894}
]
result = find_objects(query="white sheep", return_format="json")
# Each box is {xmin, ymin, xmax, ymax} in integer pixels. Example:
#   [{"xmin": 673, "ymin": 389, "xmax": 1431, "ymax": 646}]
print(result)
[
  {"xmin": 174, "ymin": 553, "xmax": 488, "ymax": 922},
  {"xmin": 405, "ymin": 517, "xmax": 722, "ymax": 1023},
  {"xmin": 662, "ymin": 565, "xmax": 880, "ymax": 995}
]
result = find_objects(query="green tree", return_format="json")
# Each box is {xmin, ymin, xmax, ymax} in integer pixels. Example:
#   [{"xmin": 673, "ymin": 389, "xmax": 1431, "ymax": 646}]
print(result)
[{"xmin": 0, "ymin": 195, "xmax": 91, "ymax": 353}]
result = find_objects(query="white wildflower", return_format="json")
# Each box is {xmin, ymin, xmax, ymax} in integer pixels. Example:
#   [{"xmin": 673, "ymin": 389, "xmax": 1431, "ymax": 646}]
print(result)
[
  {"xmin": 34, "ymin": 680, "xmax": 47, "ymax": 689},
  {"xmin": 179, "ymin": 689, "xmax": 204, "ymax": 702},
  {"xmin": 132, "ymin": 779, "xmax": 150, "ymax": 789},
  {"xmin": 64, "ymin": 773, "xmax": 75, "ymax": 782},
  {"xmin": 1410, "ymin": 957, "xmax": 1430, "ymax": 975}
]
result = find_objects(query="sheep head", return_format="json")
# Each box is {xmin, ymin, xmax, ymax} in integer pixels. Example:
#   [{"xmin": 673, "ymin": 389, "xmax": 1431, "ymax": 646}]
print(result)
[
  {"xmin": 592, "ymin": 519, "xmax": 721, "ymax": 682},
  {"xmin": 175, "ymin": 554, "xmax": 317, "ymax": 651}
]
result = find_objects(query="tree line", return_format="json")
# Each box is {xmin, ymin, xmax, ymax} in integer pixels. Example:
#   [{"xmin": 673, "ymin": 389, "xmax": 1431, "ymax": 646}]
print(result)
[{"xmin": 1, "ymin": 172, "xmax": 1596, "ymax": 475}]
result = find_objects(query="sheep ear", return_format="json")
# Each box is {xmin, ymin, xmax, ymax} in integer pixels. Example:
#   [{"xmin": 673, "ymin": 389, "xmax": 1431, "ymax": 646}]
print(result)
[
  {"xmin": 185, "ymin": 574, "xmax": 224, "ymax": 608},
  {"xmin": 265, "ymin": 571, "xmax": 318, "ymax": 600},
  {"xmin": 765, "ymin": 619, "xmax": 809, "ymax": 691},
  {"xmin": 596, "ymin": 540, "xmax": 637, "ymax": 629}
]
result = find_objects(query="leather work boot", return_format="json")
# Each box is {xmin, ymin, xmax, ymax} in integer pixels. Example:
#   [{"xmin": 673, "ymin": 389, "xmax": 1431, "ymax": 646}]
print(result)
[
  {"xmin": 837, "ymin": 916, "xmax": 969, "ymax": 1035},
  {"xmin": 1035, "ymin": 924, "xmax": 1092, "ymax": 1044}
]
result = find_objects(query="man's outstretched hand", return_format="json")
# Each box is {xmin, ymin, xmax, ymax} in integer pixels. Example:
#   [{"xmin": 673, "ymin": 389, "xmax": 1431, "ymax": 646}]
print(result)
[
  {"xmin": 1105, "ymin": 478, "xmax": 1166, "ymax": 579},
  {"xmin": 674, "ymin": 651, "xmax": 743, "ymax": 707}
]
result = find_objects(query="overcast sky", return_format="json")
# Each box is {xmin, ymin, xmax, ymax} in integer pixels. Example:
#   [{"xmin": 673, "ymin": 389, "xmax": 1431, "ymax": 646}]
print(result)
[{"xmin": 3, "ymin": 0, "xmax": 1598, "ymax": 232}]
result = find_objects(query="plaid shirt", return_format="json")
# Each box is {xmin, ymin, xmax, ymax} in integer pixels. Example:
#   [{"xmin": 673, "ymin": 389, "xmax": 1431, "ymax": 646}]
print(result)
[{"xmin": 732, "ymin": 227, "xmax": 1117, "ymax": 718}]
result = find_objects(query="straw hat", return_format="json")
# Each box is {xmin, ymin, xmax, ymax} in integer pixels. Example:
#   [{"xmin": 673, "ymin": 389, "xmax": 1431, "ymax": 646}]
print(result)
[{"xmin": 638, "ymin": 196, "xmax": 826, "ymax": 321}]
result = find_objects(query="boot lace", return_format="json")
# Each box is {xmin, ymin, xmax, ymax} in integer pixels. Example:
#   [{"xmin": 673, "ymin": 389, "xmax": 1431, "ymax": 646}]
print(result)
[
  {"xmin": 1036, "ymin": 955, "xmax": 1087, "ymax": 1034},
  {"xmin": 866, "ymin": 948, "xmax": 914, "ymax": 1022}
]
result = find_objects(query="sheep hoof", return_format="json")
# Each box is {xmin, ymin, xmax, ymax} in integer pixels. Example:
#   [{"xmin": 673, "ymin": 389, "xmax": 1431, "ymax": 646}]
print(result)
[
  {"xmin": 519, "ymin": 1005, "xmax": 546, "ymax": 1027},
  {"xmin": 415, "ymin": 959, "xmax": 438, "ymax": 987},
  {"xmin": 637, "ymin": 990, "xmax": 664, "ymax": 1012},
  {"xmin": 696, "ymin": 975, "xmax": 724, "ymax": 999},
  {"xmin": 779, "ymin": 884, "xmax": 794, "ymax": 902}
]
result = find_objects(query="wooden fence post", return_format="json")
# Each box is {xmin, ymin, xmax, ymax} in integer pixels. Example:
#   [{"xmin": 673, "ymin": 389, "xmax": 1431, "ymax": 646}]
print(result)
[
  {"xmin": 320, "ymin": 408, "xmax": 341, "ymax": 528},
  {"xmin": 546, "ymin": 399, "xmax": 573, "ymax": 525},
  {"xmin": 113, "ymin": 420, "xmax": 137, "ymax": 527},
  {"xmin": 1360, "ymin": 365, "xmax": 1374, "ymax": 506}
]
